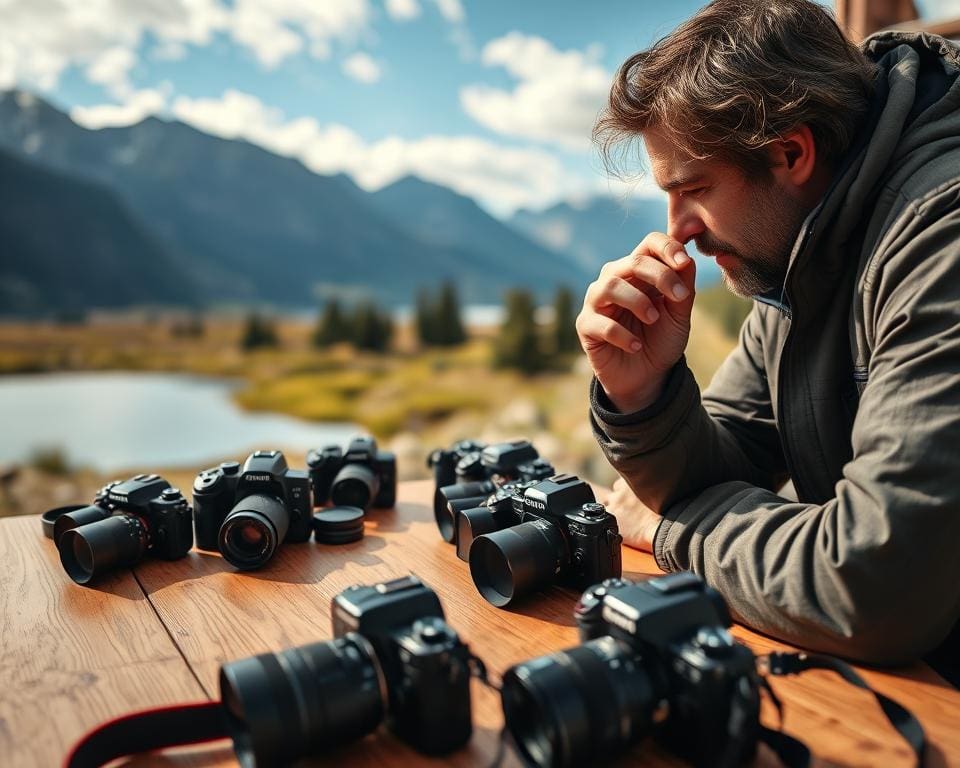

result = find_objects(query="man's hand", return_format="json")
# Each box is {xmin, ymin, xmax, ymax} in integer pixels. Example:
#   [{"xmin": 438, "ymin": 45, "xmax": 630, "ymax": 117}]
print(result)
[
  {"xmin": 602, "ymin": 477, "xmax": 662, "ymax": 552},
  {"xmin": 576, "ymin": 233, "xmax": 696, "ymax": 413}
]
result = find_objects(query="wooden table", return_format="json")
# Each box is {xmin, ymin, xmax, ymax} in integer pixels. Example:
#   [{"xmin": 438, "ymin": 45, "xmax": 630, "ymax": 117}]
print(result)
[{"xmin": 2, "ymin": 480, "xmax": 959, "ymax": 768}]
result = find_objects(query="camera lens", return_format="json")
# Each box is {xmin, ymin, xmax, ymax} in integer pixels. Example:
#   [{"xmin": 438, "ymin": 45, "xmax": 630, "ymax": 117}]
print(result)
[
  {"xmin": 455, "ymin": 506, "xmax": 499, "ymax": 562},
  {"xmin": 434, "ymin": 480, "xmax": 495, "ymax": 525},
  {"xmin": 58, "ymin": 515, "xmax": 148, "ymax": 585},
  {"xmin": 437, "ymin": 495, "xmax": 487, "ymax": 545},
  {"xmin": 219, "ymin": 494, "xmax": 288, "ymax": 570},
  {"xmin": 219, "ymin": 632, "xmax": 387, "ymax": 767},
  {"xmin": 501, "ymin": 636, "xmax": 659, "ymax": 768},
  {"xmin": 52, "ymin": 504, "xmax": 111, "ymax": 544},
  {"xmin": 330, "ymin": 463, "xmax": 379, "ymax": 511},
  {"xmin": 469, "ymin": 520, "xmax": 567, "ymax": 607}
]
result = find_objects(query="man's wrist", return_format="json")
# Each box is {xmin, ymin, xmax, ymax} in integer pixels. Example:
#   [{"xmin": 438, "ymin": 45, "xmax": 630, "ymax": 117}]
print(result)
[{"xmin": 603, "ymin": 376, "xmax": 667, "ymax": 414}]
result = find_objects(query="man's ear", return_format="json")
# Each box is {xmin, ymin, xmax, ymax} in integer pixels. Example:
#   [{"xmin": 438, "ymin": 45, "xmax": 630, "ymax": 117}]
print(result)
[{"xmin": 767, "ymin": 124, "xmax": 818, "ymax": 187}]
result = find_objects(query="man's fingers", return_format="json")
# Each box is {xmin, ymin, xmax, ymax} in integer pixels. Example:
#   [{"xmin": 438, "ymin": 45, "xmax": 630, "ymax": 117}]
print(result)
[
  {"xmin": 625, "ymin": 256, "xmax": 690, "ymax": 303},
  {"xmin": 599, "ymin": 232, "xmax": 695, "ymax": 303},
  {"xmin": 637, "ymin": 232, "xmax": 691, "ymax": 269},
  {"xmin": 587, "ymin": 276, "xmax": 661, "ymax": 323},
  {"xmin": 576, "ymin": 313, "xmax": 642, "ymax": 354}
]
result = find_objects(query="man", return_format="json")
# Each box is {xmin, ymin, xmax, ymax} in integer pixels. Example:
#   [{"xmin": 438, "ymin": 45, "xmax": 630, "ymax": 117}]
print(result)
[{"xmin": 578, "ymin": 0, "xmax": 960, "ymax": 682}]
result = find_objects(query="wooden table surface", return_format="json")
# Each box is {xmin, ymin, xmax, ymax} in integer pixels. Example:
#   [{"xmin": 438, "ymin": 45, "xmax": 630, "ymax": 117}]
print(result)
[{"xmin": 2, "ymin": 480, "xmax": 959, "ymax": 768}]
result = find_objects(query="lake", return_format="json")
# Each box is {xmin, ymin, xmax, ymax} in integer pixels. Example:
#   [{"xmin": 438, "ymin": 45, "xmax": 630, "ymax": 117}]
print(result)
[{"xmin": 0, "ymin": 372, "xmax": 358, "ymax": 473}]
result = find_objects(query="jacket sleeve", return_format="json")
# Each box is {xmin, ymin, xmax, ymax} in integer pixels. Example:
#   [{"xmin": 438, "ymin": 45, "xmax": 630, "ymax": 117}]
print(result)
[
  {"xmin": 603, "ymin": 207, "xmax": 960, "ymax": 665},
  {"xmin": 590, "ymin": 301, "xmax": 788, "ymax": 513}
]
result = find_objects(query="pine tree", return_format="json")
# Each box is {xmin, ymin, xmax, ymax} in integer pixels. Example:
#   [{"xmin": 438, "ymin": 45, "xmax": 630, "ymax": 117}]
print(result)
[
  {"xmin": 493, "ymin": 289, "xmax": 546, "ymax": 374},
  {"xmin": 240, "ymin": 313, "xmax": 278, "ymax": 350},
  {"xmin": 351, "ymin": 301, "xmax": 393, "ymax": 353},
  {"xmin": 312, "ymin": 299, "xmax": 350, "ymax": 347},
  {"xmin": 414, "ymin": 287, "xmax": 435, "ymax": 346},
  {"xmin": 552, "ymin": 285, "xmax": 580, "ymax": 354},
  {"xmin": 435, "ymin": 281, "xmax": 467, "ymax": 346}
]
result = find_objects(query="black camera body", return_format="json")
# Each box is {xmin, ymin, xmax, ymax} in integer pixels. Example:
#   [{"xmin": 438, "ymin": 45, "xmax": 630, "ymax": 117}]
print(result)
[
  {"xmin": 426, "ymin": 439, "xmax": 487, "ymax": 488},
  {"xmin": 468, "ymin": 474, "xmax": 622, "ymax": 607},
  {"xmin": 193, "ymin": 450, "xmax": 311, "ymax": 569},
  {"xmin": 218, "ymin": 576, "xmax": 474, "ymax": 767},
  {"xmin": 308, "ymin": 434, "xmax": 397, "ymax": 511},
  {"xmin": 332, "ymin": 575, "xmax": 473, "ymax": 755},
  {"xmin": 576, "ymin": 573, "xmax": 760, "ymax": 766},
  {"xmin": 54, "ymin": 474, "xmax": 193, "ymax": 585},
  {"xmin": 432, "ymin": 439, "xmax": 555, "ymax": 545},
  {"xmin": 499, "ymin": 572, "xmax": 760, "ymax": 768}
]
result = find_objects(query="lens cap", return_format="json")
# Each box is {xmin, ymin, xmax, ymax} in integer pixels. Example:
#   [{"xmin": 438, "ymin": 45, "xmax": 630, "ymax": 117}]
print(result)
[
  {"xmin": 313, "ymin": 506, "xmax": 365, "ymax": 545},
  {"xmin": 40, "ymin": 505, "xmax": 87, "ymax": 540}
]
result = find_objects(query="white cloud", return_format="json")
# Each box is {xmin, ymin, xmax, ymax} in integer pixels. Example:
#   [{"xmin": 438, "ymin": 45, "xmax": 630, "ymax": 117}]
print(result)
[
  {"xmin": 342, "ymin": 52, "xmax": 381, "ymax": 83},
  {"xmin": 228, "ymin": 0, "xmax": 372, "ymax": 67},
  {"xmin": 385, "ymin": 0, "xmax": 421, "ymax": 22},
  {"xmin": 0, "ymin": 0, "xmax": 374, "ymax": 96},
  {"xmin": 165, "ymin": 89, "xmax": 597, "ymax": 216},
  {"xmin": 0, "ymin": 0, "xmax": 227, "ymax": 93},
  {"xmin": 431, "ymin": 0, "xmax": 465, "ymax": 24},
  {"xmin": 151, "ymin": 41, "xmax": 188, "ymax": 61},
  {"xmin": 85, "ymin": 47, "xmax": 137, "ymax": 99},
  {"xmin": 460, "ymin": 32, "xmax": 611, "ymax": 151},
  {"xmin": 70, "ymin": 87, "xmax": 170, "ymax": 129}
]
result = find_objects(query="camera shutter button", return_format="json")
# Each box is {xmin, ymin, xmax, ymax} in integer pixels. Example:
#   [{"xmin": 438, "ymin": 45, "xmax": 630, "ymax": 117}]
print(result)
[
  {"xmin": 417, "ymin": 619, "xmax": 449, "ymax": 644},
  {"xmin": 581, "ymin": 502, "xmax": 606, "ymax": 517},
  {"xmin": 695, "ymin": 627, "xmax": 734, "ymax": 658},
  {"xmin": 161, "ymin": 488, "xmax": 182, "ymax": 501}
]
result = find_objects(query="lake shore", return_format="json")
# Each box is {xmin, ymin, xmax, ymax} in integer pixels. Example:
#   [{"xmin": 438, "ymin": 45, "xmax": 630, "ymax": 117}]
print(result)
[{"xmin": 0, "ymin": 311, "xmax": 737, "ymax": 518}]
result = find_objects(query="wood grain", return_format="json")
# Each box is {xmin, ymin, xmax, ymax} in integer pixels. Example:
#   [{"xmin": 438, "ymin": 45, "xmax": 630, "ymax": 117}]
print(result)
[
  {"xmin": 4, "ymin": 482, "xmax": 960, "ymax": 767},
  {"xmin": 134, "ymin": 481, "xmax": 960, "ymax": 768},
  {"xmin": 0, "ymin": 516, "xmax": 221, "ymax": 768}
]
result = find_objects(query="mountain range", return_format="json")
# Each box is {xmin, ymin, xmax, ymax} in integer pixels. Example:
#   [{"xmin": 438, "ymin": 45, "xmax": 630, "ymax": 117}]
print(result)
[{"xmin": 0, "ymin": 89, "xmax": 692, "ymax": 316}]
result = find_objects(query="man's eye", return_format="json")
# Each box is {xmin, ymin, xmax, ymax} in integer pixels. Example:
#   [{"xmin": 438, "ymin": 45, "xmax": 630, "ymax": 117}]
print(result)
[{"xmin": 682, "ymin": 187, "xmax": 707, "ymax": 198}]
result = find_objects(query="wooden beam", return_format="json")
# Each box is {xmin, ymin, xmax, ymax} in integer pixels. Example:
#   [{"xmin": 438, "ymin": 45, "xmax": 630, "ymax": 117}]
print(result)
[{"xmin": 836, "ymin": 0, "xmax": 920, "ymax": 41}]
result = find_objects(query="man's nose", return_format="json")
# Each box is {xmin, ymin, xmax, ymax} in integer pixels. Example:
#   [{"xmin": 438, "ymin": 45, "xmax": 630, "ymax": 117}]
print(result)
[{"xmin": 667, "ymin": 197, "xmax": 704, "ymax": 245}]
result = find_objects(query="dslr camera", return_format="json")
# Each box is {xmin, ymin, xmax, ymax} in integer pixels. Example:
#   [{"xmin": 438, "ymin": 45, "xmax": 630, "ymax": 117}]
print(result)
[
  {"xmin": 193, "ymin": 450, "xmax": 312, "ymax": 570},
  {"xmin": 219, "ymin": 575, "xmax": 475, "ymax": 766},
  {"xmin": 307, "ymin": 434, "xmax": 397, "ymax": 512},
  {"xmin": 467, "ymin": 473, "xmax": 622, "ymax": 607},
  {"xmin": 52, "ymin": 474, "xmax": 193, "ymax": 585},
  {"xmin": 500, "ymin": 572, "xmax": 761, "ymax": 768},
  {"xmin": 426, "ymin": 438, "xmax": 487, "ymax": 489},
  {"xmin": 431, "ymin": 439, "xmax": 555, "ymax": 545}
]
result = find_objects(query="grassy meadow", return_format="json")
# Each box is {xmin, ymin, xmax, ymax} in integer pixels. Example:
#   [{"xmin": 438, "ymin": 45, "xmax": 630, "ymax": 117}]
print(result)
[{"xmin": 0, "ymin": 291, "xmax": 745, "ymax": 518}]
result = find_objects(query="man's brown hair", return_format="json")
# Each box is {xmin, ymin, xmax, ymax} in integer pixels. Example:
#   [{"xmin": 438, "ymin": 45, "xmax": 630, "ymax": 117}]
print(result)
[{"xmin": 595, "ymin": 0, "xmax": 878, "ymax": 176}]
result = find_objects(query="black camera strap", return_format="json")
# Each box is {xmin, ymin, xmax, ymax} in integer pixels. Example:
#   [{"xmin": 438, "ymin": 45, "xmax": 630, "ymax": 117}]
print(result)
[
  {"xmin": 61, "ymin": 651, "xmax": 925, "ymax": 768},
  {"xmin": 63, "ymin": 701, "xmax": 229, "ymax": 768},
  {"xmin": 758, "ymin": 651, "xmax": 926, "ymax": 768}
]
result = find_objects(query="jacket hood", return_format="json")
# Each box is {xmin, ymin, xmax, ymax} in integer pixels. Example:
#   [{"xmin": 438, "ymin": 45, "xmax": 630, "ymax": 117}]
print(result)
[{"xmin": 779, "ymin": 32, "xmax": 960, "ymax": 310}]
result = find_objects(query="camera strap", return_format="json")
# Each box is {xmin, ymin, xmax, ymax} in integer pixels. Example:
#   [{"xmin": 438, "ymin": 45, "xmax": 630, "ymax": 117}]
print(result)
[
  {"xmin": 60, "ymin": 651, "xmax": 926, "ymax": 768},
  {"xmin": 62, "ymin": 701, "xmax": 229, "ymax": 768},
  {"xmin": 758, "ymin": 651, "xmax": 926, "ymax": 768}
]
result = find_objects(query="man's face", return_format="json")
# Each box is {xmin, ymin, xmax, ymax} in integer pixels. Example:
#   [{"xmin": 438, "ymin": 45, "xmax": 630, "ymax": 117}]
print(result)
[{"xmin": 644, "ymin": 128, "xmax": 810, "ymax": 297}]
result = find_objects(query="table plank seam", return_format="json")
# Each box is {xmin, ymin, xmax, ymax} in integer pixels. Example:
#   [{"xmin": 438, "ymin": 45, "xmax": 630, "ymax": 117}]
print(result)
[{"xmin": 132, "ymin": 566, "xmax": 215, "ymax": 702}]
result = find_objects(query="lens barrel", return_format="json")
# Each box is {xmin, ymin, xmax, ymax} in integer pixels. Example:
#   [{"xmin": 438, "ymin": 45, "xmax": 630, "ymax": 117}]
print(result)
[
  {"xmin": 469, "ymin": 520, "xmax": 567, "ymax": 607},
  {"xmin": 433, "ymin": 481, "xmax": 495, "ymax": 534},
  {"xmin": 52, "ymin": 504, "xmax": 111, "ymax": 544},
  {"xmin": 219, "ymin": 494, "xmax": 289, "ymax": 570},
  {"xmin": 219, "ymin": 633, "xmax": 387, "ymax": 768},
  {"xmin": 455, "ymin": 506, "xmax": 499, "ymax": 562},
  {"xmin": 501, "ymin": 636, "xmax": 658, "ymax": 768},
  {"xmin": 330, "ymin": 463, "xmax": 380, "ymax": 511},
  {"xmin": 58, "ymin": 514, "xmax": 148, "ymax": 585}
]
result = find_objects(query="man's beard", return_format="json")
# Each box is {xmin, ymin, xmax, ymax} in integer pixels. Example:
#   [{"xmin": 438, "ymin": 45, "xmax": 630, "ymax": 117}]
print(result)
[{"xmin": 696, "ymin": 181, "xmax": 809, "ymax": 298}]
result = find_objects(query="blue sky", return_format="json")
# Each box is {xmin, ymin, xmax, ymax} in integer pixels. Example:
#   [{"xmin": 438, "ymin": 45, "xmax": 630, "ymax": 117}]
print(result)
[{"xmin": 2, "ymin": 0, "xmax": 956, "ymax": 217}]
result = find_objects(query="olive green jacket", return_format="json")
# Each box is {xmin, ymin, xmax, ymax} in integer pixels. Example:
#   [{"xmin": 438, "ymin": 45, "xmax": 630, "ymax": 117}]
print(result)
[{"xmin": 590, "ymin": 32, "xmax": 960, "ymax": 666}]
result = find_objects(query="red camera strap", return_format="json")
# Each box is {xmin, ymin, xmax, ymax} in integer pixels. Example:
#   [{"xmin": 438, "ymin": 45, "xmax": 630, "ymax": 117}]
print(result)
[{"xmin": 63, "ymin": 701, "xmax": 228, "ymax": 768}]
